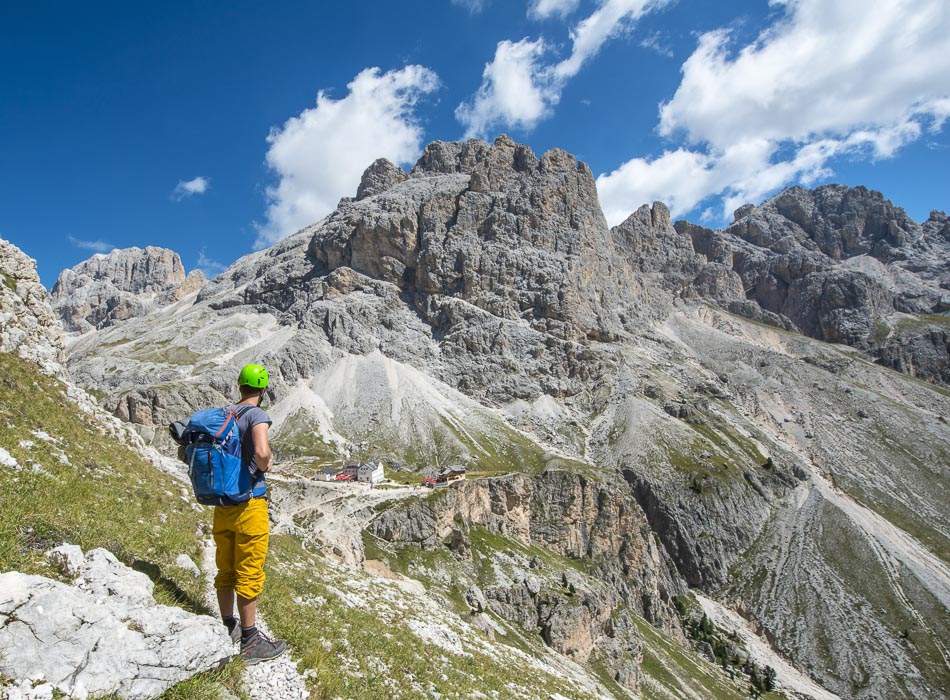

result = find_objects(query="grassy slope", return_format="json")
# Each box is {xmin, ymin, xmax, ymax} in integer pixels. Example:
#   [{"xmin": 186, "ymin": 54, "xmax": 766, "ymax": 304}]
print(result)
[
  {"xmin": 363, "ymin": 523, "xmax": 759, "ymax": 700},
  {"xmin": 0, "ymin": 351, "xmax": 253, "ymax": 698},
  {"xmin": 0, "ymin": 352, "xmax": 208, "ymax": 610},
  {"xmin": 0, "ymin": 351, "xmax": 627, "ymax": 699},
  {"xmin": 261, "ymin": 534, "xmax": 608, "ymax": 700}
]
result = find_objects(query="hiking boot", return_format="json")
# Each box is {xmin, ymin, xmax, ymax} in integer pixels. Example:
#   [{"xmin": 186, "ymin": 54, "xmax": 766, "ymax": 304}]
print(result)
[
  {"xmin": 240, "ymin": 630, "xmax": 287, "ymax": 664},
  {"xmin": 226, "ymin": 621, "xmax": 241, "ymax": 644}
]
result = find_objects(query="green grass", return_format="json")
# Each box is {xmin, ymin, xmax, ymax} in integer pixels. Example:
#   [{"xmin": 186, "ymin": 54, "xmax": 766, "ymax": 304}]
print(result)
[
  {"xmin": 869, "ymin": 317, "xmax": 891, "ymax": 345},
  {"xmin": 631, "ymin": 615, "xmax": 755, "ymax": 700},
  {"xmin": 893, "ymin": 313, "xmax": 950, "ymax": 331},
  {"xmin": 1, "ymin": 271, "xmax": 15, "ymax": 291},
  {"xmin": 158, "ymin": 661, "xmax": 249, "ymax": 700},
  {"xmin": 0, "ymin": 352, "xmax": 210, "ymax": 613},
  {"xmin": 272, "ymin": 410, "xmax": 345, "ymax": 464},
  {"xmin": 126, "ymin": 338, "xmax": 202, "ymax": 366},
  {"xmin": 261, "ymin": 535, "xmax": 606, "ymax": 700}
]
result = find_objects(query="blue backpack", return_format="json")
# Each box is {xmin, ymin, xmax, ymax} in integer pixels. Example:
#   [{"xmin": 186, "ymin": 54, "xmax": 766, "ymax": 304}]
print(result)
[{"xmin": 183, "ymin": 405, "xmax": 267, "ymax": 506}]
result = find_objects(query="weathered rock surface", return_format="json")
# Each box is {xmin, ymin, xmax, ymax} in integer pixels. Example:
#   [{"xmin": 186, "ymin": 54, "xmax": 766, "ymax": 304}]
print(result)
[
  {"xmin": 50, "ymin": 246, "xmax": 206, "ymax": 333},
  {"xmin": 0, "ymin": 547, "xmax": 232, "ymax": 699},
  {"xmin": 0, "ymin": 235, "xmax": 66, "ymax": 377},
  {"xmin": 675, "ymin": 185, "xmax": 950, "ymax": 384},
  {"xmin": 369, "ymin": 471, "xmax": 680, "ymax": 691}
]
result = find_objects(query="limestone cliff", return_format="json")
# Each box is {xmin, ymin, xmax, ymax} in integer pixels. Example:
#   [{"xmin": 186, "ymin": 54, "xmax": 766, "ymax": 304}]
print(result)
[
  {"xmin": 50, "ymin": 246, "xmax": 206, "ymax": 333},
  {"xmin": 0, "ymin": 234, "xmax": 66, "ymax": 376},
  {"xmin": 676, "ymin": 185, "xmax": 949, "ymax": 384}
]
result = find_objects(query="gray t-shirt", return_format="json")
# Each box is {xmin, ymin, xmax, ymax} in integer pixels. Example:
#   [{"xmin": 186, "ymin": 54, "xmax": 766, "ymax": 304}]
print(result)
[{"xmin": 226, "ymin": 404, "xmax": 272, "ymax": 471}]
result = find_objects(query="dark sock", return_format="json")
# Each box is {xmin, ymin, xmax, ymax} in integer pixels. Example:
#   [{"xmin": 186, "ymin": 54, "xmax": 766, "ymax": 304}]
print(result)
[
  {"xmin": 223, "ymin": 615, "xmax": 238, "ymax": 632},
  {"xmin": 241, "ymin": 625, "xmax": 259, "ymax": 644}
]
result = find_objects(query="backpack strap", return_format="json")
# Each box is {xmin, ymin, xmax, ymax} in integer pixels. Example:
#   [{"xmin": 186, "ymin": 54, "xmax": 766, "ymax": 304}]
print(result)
[
  {"xmin": 235, "ymin": 405, "xmax": 256, "ymax": 420},
  {"xmin": 214, "ymin": 408, "xmax": 239, "ymax": 441}
]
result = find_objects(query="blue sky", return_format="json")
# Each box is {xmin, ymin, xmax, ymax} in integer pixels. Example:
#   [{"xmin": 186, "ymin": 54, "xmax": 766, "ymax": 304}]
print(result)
[{"xmin": 2, "ymin": 1, "xmax": 947, "ymax": 288}]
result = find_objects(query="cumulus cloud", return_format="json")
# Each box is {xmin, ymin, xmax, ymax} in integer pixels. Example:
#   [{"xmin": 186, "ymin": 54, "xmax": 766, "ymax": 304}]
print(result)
[
  {"xmin": 528, "ymin": 0, "xmax": 580, "ymax": 20},
  {"xmin": 458, "ymin": 0, "xmax": 667, "ymax": 137},
  {"xmin": 172, "ymin": 176, "xmax": 210, "ymax": 201},
  {"xmin": 456, "ymin": 39, "xmax": 555, "ymax": 138},
  {"xmin": 257, "ymin": 65, "xmax": 439, "ymax": 249},
  {"xmin": 67, "ymin": 235, "xmax": 115, "ymax": 253},
  {"xmin": 554, "ymin": 0, "xmax": 666, "ymax": 80},
  {"xmin": 598, "ymin": 0, "xmax": 950, "ymax": 226}
]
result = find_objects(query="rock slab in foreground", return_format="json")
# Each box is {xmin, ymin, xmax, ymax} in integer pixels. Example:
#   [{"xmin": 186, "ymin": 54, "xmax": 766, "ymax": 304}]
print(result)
[{"xmin": 0, "ymin": 548, "xmax": 232, "ymax": 699}]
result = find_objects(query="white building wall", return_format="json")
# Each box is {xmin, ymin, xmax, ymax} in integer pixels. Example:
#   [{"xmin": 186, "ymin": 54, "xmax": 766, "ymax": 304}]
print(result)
[{"xmin": 358, "ymin": 463, "xmax": 384, "ymax": 484}]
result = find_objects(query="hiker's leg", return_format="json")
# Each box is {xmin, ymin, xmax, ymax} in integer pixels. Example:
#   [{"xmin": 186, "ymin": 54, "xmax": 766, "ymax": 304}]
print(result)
[
  {"xmin": 236, "ymin": 594, "xmax": 257, "ymax": 628},
  {"xmin": 233, "ymin": 499, "xmax": 269, "ymax": 624},
  {"xmin": 217, "ymin": 588, "xmax": 236, "ymax": 618},
  {"xmin": 212, "ymin": 506, "xmax": 238, "ymax": 616}
]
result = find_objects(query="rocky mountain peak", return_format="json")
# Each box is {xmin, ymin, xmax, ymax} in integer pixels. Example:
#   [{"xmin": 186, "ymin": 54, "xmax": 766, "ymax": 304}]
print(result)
[
  {"xmin": 51, "ymin": 246, "xmax": 206, "ymax": 333},
  {"xmin": 356, "ymin": 158, "xmax": 408, "ymax": 200},
  {"xmin": 309, "ymin": 134, "xmax": 628, "ymax": 350},
  {"xmin": 924, "ymin": 208, "xmax": 950, "ymax": 241},
  {"xmin": 0, "ymin": 235, "xmax": 66, "ymax": 376},
  {"xmin": 730, "ymin": 183, "xmax": 922, "ymax": 261},
  {"xmin": 676, "ymin": 183, "xmax": 949, "ymax": 383}
]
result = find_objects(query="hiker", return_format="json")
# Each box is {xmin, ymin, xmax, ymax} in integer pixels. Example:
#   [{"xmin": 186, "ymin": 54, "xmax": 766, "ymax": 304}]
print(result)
[{"xmin": 197, "ymin": 363, "xmax": 287, "ymax": 663}]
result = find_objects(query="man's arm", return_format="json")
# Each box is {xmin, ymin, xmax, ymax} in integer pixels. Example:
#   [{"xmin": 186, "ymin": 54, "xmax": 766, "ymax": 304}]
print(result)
[{"xmin": 251, "ymin": 422, "xmax": 273, "ymax": 472}]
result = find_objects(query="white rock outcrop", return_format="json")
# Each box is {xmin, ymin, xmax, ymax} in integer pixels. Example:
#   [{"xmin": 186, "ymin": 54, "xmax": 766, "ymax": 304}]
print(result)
[
  {"xmin": 0, "ymin": 235, "xmax": 66, "ymax": 376},
  {"xmin": 50, "ymin": 246, "xmax": 205, "ymax": 333},
  {"xmin": 0, "ymin": 548, "xmax": 233, "ymax": 699}
]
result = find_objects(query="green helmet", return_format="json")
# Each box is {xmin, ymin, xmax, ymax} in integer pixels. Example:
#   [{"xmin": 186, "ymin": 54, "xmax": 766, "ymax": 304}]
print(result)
[{"xmin": 238, "ymin": 363, "xmax": 269, "ymax": 389}]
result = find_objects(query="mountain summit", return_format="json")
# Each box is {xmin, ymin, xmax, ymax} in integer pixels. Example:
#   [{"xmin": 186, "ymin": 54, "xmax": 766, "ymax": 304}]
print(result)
[{"xmin": 51, "ymin": 246, "xmax": 206, "ymax": 333}]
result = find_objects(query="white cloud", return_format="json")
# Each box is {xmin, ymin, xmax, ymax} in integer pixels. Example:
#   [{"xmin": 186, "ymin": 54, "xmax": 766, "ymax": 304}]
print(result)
[
  {"xmin": 598, "ymin": 0, "xmax": 950, "ymax": 226},
  {"xmin": 554, "ymin": 0, "xmax": 666, "ymax": 81},
  {"xmin": 257, "ymin": 65, "xmax": 439, "ymax": 249},
  {"xmin": 172, "ymin": 176, "xmax": 210, "ymax": 201},
  {"xmin": 196, "ymin": 248, "xmax": 227, "ymax": 278},
  {"xmin": 458, "ymin": 0, "xmax": 668, "ymax": 138},
  {"xmin": 456, "ymin": 39, "xmax": 555, "ymax": 138},
  {"xmin": 528, "ymin": 0, "xmax": 580, "ymax": 20},
  {"xmin": 639, "ymin": 30, "xmax": 673, "ymax": 58},
  {"xmin": 452, "ymin": 0, "xmax": 489, "ymax": 14},
  {"xmin": 67, "ymin": 235, "xmax": 115, "ymax": 253},
  {"xmin": 597, "ymin": 149, "xmax": 717, "ymax": 225}
]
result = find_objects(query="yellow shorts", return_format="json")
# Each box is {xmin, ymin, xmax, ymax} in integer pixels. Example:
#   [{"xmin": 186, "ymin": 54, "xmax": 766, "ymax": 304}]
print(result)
[{"xmin": 212, "ymin": 498, "xmax": 269, "ymax": 600}]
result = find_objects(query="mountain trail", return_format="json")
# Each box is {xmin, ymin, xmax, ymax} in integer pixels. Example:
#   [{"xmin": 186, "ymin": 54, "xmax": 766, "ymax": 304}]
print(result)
[{"xmin": 268, "ymin": 474, "xmax": 421, "ymax": 565}]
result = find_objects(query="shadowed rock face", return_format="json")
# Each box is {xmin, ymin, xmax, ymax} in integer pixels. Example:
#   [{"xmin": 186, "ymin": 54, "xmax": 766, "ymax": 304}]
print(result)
[
  {"xmin": 50, "ymin": 246, "xmax": 206, "ymax": 333},
  {"xmin": 675, "ymin": 185, "xmax": 950, "ymax": 384},
  {"xmin": 314, "ymin": 136, "xmax": 638, "ymax": 344}
]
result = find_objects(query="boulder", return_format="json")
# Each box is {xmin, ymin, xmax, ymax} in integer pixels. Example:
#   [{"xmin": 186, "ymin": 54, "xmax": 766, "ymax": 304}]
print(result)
[
  {"xmin": 45, "ymin": 544, "xmax": 85, "ymax": 578},
  {"xmin": 465, "ymin": 584, "xmax": 488, "ymax": 612},
  {"xmin": 0, "ymin": 549, "xmax": 232, "ymax": 699}
]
